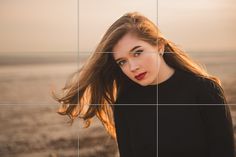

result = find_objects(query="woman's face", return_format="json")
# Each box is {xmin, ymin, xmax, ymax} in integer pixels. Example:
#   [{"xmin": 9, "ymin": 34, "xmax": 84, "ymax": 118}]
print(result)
[{"xmin": 113, "ymin": 33, "xmax": 162, "ymax": 86}]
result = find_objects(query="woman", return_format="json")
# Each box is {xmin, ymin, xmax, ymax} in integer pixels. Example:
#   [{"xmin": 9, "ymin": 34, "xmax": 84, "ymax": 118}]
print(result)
[{"xmin": 53, "ymin": 12, "xmax": 235, "ymax": 157}]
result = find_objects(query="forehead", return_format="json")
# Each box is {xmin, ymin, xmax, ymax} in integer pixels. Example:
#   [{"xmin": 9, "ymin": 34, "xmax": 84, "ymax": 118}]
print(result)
[{"xmin": 112, "ymin": 33, "xmax": 148, "ymax": 58}]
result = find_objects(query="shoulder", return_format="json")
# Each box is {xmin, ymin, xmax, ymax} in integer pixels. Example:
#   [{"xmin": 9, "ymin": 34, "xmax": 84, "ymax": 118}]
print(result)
[
  {"xmin": 194, "ymin": 75, "xmax": 226, "ymax": 104},
  {"xmin": 177, "ymin": 70, "xmax": 227, "ymax": 104},
  {"xmin": 178, "ymin": 70, "xmax": 222, "ymax": 91}
]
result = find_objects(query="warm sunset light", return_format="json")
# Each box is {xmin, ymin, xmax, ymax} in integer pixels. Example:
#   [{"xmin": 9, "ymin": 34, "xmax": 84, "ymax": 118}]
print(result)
[{"xmin": 0, "ymin": 0, "xmax": 235, "ymax": 53}]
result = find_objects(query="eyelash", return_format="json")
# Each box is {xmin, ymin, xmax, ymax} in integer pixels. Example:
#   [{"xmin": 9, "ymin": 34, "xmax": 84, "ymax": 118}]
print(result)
[
  {"xmin": 117, "ymin": 50, "xmax": 143, "ymax": 66},
  {"xmin": 134, "ymin": 49, "xmax": 143, "ymax": 56},
  {"xmin": 117, "ymin": 60, "xmax": 126, "ymax": 66}
]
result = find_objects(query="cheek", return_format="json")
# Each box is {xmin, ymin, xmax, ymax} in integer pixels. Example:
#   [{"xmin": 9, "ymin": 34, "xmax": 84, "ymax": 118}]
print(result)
[
  {"xmin": 142, "ymin": 54, "xmax": 159, "ymax": 71},
  {"xmin": 120, "ymin": 67, "xmax": 130, "ymax": 77},
  {"xmin": 120, "ymin": 66, "xmax": 135, "ymax": 80}
]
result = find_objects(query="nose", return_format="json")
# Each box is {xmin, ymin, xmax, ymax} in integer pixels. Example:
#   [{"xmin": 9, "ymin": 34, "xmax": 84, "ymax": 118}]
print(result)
[{"xmin": 129, "ymin": 60, "xmax": 139, "ymax": 72}]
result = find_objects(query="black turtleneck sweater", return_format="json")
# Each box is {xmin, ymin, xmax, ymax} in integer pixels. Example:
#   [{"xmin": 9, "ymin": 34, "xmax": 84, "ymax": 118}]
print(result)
[{"xmin": 114, "ymin": 69, "xmax": 235, "ymax": 157}]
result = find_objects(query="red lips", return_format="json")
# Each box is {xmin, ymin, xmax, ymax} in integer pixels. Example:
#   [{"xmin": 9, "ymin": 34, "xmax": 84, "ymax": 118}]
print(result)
[{"xmin": 135, "ymin": 72, "xmax": 147, "ymax": 80}]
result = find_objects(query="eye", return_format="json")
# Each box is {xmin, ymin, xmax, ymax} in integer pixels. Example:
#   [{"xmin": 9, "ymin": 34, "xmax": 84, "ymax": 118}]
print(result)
[
  {"xmin": 117, "ymin": 60, "xmax": 126, "ymax": 66},
  {"xmin": 133, "ymin": 49, "xmax": 143, "ymax": 57}
]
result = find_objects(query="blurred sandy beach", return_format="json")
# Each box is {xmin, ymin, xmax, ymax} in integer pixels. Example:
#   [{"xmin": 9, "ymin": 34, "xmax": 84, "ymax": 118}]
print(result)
[
  {"xmin": 0, "ymin": 0, "xmax": 235, "ymax": 156},
  {"xmin": 0, "ymin": 52, "xmax": 235, "ymax": 157},
  {"xmin": 0, "ymin": 54, "xmax": 119, "ymax": 157}
]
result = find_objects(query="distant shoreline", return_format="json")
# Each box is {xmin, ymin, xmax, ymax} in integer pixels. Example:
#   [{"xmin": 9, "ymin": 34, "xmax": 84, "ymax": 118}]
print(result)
[
  {"xmin": 0, "ymin": 55, "xmax": 88, "ymax": 66},
  {"xmin": 0, "ymin": 51, "xmax": 235, "ymax": 66}
]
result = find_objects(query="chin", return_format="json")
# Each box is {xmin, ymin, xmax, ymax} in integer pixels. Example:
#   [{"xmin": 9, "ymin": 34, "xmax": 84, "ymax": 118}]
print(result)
[
  {"xmin": 136, "ymin": 81, "xmax": 152, "ymax": 86},
  {"xmin": 131, "ymin": 77, "xmax": 155, "ymax": 86}
]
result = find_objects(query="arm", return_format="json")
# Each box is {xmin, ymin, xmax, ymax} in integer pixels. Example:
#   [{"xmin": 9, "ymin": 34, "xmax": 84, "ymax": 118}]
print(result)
[
  {"xmin": 197, "ymin": 79, "xmax": 235, "ymax": 157},
  {"xmin": 114, "ymin": 104, "xmax": 134, "ymax": 157}
]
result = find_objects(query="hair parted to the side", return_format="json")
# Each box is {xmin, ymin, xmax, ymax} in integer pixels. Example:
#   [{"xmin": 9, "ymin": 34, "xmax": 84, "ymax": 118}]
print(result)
[{"xmin": 52, "ymin": 12, "xmax": 227, "ymax": 140}]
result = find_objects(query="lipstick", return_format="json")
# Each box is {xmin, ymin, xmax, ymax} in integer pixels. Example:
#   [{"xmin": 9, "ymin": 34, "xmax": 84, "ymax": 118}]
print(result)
[{"xmin": 135, "ymin": 72, "xmax": 147, "ymax": 80}]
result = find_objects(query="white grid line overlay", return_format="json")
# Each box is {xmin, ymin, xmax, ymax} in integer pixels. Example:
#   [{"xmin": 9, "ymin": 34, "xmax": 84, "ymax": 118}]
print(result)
[{"xmin": 1, "ymin": 0, "xmax": 234, "ymax": 156}]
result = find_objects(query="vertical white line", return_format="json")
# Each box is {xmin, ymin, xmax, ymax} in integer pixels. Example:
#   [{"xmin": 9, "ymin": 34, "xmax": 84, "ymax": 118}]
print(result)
[
  {"xmin": 156, "ymin": 59, "xmax": 159, "ymax": 157},
  {"xmin": 157, "ymin": 0, "xmax": 160, "ymax": 155},
  {"xmin": 77, "ymin": 0, "xmax": 80, "ymax": 157}
]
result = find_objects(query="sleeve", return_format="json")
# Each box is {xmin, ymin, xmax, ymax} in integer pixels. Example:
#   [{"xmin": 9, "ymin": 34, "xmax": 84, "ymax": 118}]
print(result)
[
  {"xmin": 114, "ymin": 98, "xmax": 134, "ymax": 157},
  {"xmin": 197, "ymin": 79, "xmax": 235, "ymax": 157}
]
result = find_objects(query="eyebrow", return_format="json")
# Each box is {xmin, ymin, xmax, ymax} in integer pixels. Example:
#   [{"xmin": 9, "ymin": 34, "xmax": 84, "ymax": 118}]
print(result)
[{"xmin": 115, "ymin": 45, "xmax": 141, "ymax": 62}]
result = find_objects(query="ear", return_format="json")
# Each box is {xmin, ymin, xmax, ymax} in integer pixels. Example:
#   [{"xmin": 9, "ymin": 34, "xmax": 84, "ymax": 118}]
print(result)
[{"xmin": 158, "ymin": 43, "xmax": 165, "ymax": 53}]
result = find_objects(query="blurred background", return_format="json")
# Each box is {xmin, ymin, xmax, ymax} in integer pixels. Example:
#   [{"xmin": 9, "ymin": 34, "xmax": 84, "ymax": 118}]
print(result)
[{"xmin": 0, "ymin": 0, "xmax": 235, "ymax": 156}]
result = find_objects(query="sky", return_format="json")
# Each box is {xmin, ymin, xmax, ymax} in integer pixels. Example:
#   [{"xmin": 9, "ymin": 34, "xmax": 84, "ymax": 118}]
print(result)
[
  {"xmin": 158, "ymin": 0, "xmax": 236, "ymax": 52},
  {"xmin": 0, "ymin": 0, "xmax": 77, "ymax": 54},
  {"xmin": 0, "ymin": 0, "xmax": 235, "ymax": 54}
]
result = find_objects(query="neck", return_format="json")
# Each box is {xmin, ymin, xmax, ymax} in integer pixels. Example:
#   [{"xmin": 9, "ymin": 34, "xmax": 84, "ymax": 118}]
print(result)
[{"xmin": 157, "ymin": 59, "xmax": 175, "ymax": 85}]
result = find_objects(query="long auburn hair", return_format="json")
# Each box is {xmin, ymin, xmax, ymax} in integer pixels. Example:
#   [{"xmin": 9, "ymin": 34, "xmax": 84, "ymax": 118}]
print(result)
[{"xmin": 52, "ymin": 12, "xmax": 226, "ymax": 139}]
